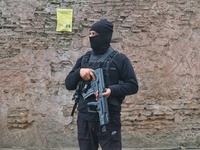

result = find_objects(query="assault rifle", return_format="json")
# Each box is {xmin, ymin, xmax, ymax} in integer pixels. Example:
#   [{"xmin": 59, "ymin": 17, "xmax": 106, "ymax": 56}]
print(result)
[{"xmin": 85, "ymin": 68, "xmax": 109, "ymax": 132}]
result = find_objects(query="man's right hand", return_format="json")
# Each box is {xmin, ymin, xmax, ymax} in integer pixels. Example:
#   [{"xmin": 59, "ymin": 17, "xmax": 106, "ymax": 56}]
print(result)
[{"xmin": 80, "ymin": 68, "xmax": 95, "ymax": 81}]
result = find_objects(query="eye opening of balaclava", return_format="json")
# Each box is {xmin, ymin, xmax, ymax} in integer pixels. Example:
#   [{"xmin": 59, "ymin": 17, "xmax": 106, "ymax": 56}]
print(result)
[{"xmin": 89, "ymin": 19, "xmax": 113, "ymax": 54}]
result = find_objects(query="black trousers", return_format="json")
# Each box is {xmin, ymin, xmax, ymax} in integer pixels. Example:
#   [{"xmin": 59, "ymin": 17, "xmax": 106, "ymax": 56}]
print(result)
[{"xmin": 77, "ymin": 116, "xmax": 122, "ymax": 150}]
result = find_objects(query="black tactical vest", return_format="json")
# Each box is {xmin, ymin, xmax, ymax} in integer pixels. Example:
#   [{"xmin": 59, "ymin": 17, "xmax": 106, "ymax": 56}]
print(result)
[
  {"xmin": 81, "ymin": 47, "xmax": 118, "ymax": 87},
  {"xmin": 70, "ymin": 47, "xmax": 119, "ymax": 116}
]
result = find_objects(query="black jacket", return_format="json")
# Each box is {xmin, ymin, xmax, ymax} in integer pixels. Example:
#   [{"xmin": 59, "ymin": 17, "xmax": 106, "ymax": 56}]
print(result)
[{"xmin": 65, "ymin": 49, "xmax": 138, "ymax": 121}]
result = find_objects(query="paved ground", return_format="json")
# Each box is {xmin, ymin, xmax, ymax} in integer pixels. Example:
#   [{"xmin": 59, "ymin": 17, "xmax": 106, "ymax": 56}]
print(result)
[
  {"xmin": 0, "ymin": 147, "xmax": 200, "ymax": 150},
  {"xmin": 1, "ymin": 148, "xmax": 133, "ymax": 150},
  {"xmin": 0, "ymin": 149, "xmax": 133, "ymax": 150}
]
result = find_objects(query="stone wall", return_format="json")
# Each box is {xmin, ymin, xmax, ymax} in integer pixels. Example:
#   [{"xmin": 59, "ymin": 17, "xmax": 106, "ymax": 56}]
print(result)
[{"xmin": 0, "ymin": 0, "xmax": 200, "ymax": 148}]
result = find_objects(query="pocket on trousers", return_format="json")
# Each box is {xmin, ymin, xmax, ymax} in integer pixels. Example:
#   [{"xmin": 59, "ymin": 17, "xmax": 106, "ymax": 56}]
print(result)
[
  {"xmin": 77, "ymin": 117, "xmax": 90, "ymax": 140},
  {"xmin": 109, "ymin": 118, "xmax": 121, "ymax": 141}
]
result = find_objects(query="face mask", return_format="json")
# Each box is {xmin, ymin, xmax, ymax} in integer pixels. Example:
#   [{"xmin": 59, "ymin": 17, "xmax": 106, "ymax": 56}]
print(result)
[{"xmin": 89, "ymin": 34, "xmax": 112, "ymax": 54}]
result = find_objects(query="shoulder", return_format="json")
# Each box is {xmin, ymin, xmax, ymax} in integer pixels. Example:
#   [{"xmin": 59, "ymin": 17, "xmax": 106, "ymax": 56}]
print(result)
[
  {"xmin": 81, "ymin": 50, "xmax": 92, "ymax": 61},
  {"xmin": 77, "ymin": 50, "xmax": 92, "ymax": 60},
  {"xmin": 112, "ymin": 51, "xmax": 132, "ymax": 68},
  {"xmin": 114, "ymin": 51, "xmax": 129, "ymax": 60},
  {"xmin": 74, "ymin": 50, "xmax": 93, "ymax": 67},
  {"xmin": 110, "ymin": 47, "xmax": 126, "ymax": 57}
]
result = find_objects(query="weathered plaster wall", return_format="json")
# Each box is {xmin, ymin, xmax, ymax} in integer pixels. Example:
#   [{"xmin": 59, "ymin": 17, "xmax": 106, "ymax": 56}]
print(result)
[{"xmin": 0, "ymin": 0, "xmax": 200, "ymax": 148}]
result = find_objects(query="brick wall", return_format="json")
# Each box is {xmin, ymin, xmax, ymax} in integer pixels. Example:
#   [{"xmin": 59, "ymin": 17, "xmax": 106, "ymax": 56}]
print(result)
[{"xmin": 0, "ymin": 0, "xmax": 200, "ymax": 148}]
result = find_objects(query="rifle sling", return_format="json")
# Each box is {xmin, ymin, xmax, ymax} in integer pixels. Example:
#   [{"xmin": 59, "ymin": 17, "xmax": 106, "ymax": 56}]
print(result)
[{"xmin": 71, "ymin": 102, "xmax": 78, "ymax": 116}]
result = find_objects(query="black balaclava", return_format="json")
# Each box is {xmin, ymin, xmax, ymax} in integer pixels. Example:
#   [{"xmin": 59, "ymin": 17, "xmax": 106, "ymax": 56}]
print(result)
[{"xmin": 89, "ymin": 19, "xmax": 113, "ymax": 54}]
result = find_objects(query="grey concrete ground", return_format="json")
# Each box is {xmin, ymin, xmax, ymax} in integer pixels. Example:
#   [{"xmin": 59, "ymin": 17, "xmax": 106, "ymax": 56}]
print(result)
[
  {"xmin": 0, "ymin": 148, "xmax": 132, "ymax": 150},
  {"xmin": 0, "ymin": 147, "xmax": 200, "ymax": 150},
  {"xmin": 1, "ymin": 149, "xmax": 135, "ymax": 150}
]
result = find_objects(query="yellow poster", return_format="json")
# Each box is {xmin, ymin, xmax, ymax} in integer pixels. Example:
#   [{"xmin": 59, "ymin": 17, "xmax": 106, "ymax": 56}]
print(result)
[{"xmin": 56, "ymin": 8, "xmax": 73, "ymax": 32}]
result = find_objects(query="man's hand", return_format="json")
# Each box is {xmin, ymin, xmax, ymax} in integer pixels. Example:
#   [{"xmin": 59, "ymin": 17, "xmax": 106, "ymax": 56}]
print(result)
[
  {"xmin": 94, "ymin": 88, "xmax": 111, "ymax": 101},
  {"xmin": 102, "ymin": 88, "xmax": 111, "ymax": 98},
  {"xmin": 80, "ymin": 68, "xmax": 95, "ymax": 81}
]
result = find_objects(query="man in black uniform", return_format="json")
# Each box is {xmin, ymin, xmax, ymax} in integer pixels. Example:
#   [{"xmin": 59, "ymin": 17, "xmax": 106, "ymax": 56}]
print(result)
[{"xmin": 65, "ymin": 19, "xmax": 138, "ymax": 150}]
